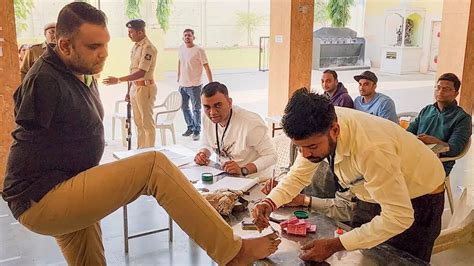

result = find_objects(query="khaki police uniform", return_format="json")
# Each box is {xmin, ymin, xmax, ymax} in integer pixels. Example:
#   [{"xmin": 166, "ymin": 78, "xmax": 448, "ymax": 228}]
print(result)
[
  {"xmin": 130, "ymin": 36, "xmax": 158, "ymax": 148},
  {"xmin": 20, "ymin": 42, "xmax": 47, "ymax": 81}
]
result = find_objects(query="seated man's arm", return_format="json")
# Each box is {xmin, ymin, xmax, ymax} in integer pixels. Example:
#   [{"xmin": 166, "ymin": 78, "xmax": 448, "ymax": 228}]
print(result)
[
  {"xmin": 406, "ymin": 115, "xmax": 419, "ymax": 134},
  {"xmin": 310, "ymin": 192, "xmax": 355, "ymax": 222},
  {"xmin": 15, "ymin": 73, "xmax": 60, "ymax": 130},
  {"xmin": 244, "ymin": 125, "xmax": 277, "ymax": 175},
  {"xmin": 338, "ymin": 148, "xmax": 415, "ymax": 251},
  {"xmin": 342, "ymin": 94, "xmax": 354, "ymax": 109},
  {"xmin": 195, "ymin": 127, "xmax": 213, "ymax": 165},
  {"xmin": 442, "ymin": 114, "xmax": 472, "ymax": 157},
  {"xmin": 378, "ymin": 98, "xmax": 398, "ymax": 123}
]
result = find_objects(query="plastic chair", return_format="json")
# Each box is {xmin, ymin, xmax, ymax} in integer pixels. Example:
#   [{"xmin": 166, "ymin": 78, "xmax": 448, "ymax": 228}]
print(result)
[
  {"xmin": 112, "ymin": 100, "xmax": 131, "ymax": 147},
  {"xmin": 440, "ymin": 138, "xmax": 471, "ymax": 214},
  {"xmin": 154, "ymin": 91, "xmax": 182, "ymax": 146},
  {"xmin": 272, "ymin": 134, "xmax": 292, "ymax": 171},
  {"xmin": 433, "ymin": 186, "xmax": 474, "ymax": 254}
]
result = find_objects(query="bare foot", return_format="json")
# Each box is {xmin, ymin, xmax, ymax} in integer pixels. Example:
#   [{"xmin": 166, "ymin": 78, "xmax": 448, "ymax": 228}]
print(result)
[{"xmin": 227, "ymin": 232, "xmax": 281, "ymax": 265}]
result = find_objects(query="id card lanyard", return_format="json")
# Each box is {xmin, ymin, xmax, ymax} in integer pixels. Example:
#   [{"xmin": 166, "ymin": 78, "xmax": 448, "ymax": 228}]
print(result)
[{"xmin": 215, "ymin": 109, "xmax": 233, "ymax": 161}]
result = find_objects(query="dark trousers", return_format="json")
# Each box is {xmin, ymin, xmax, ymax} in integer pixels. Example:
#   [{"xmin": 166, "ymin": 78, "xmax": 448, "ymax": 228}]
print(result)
[{"xmin": 351, "ymin": 192, "xmax": 444, "ymax": 262}]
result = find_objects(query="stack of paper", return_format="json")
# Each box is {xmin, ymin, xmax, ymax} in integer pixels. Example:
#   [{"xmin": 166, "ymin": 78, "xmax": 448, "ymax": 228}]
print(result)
[{"xmin": 207, "ymin": 177, "xmax": 258, "ymax": 192}]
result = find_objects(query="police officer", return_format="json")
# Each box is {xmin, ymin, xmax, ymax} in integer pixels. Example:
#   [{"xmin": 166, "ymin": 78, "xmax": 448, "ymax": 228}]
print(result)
[
  {"xmin": 104, "ymin": 19, "xmax": 158, "ymax": 148},
  {"xmin": 20, "ymin": 22, "xmax": 56, "ymax": 81}
]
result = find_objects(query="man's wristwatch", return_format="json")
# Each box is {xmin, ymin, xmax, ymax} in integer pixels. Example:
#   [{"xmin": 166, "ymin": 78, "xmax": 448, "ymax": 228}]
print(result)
[
  {"xmin": 303, "ymin": 195, "xmax": 311, "ymax": 207},
  {"xmin": 241, "ymin": 167, "xmax": 249, "ymax": 176}
]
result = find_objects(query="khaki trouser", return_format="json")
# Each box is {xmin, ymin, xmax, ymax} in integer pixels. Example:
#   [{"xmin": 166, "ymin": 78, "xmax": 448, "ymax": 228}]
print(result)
[
  {"xmin": 130, "ymin": 84, "xmax": 157, "ymax": 148},
  {"xmin": 19, "ymin": 151, "xmax": 241, "ymax": 265}
]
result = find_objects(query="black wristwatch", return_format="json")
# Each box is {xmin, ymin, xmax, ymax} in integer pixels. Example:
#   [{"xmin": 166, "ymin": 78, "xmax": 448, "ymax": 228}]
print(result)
[{"xmin": 241, "ymin": 167, "xmax": 249, "ymax": 176}]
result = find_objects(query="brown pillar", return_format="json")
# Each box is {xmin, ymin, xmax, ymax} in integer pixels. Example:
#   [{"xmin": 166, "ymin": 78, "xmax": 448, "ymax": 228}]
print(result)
[
  {"xmin": 437, "ymin": 0, "xmax": 474, "ymax": 115},
  {"xmin": 0, "ymin": 0, "xmax": 20, "ymax": 191},
  {"xmin": 268, "ymin": 0, "xmax": 314, "ymax": 116}
]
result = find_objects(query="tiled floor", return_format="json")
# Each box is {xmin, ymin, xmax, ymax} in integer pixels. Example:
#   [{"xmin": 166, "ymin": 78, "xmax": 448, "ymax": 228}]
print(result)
[{"xmin": 1, "ymin": 68, "xmax": 473, "ymax": 265}]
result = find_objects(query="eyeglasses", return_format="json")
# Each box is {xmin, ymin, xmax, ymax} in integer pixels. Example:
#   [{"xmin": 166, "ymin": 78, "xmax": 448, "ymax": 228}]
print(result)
[{"xmin": 435, "ymin": 86, "xmax": 456, "ymax": 93}]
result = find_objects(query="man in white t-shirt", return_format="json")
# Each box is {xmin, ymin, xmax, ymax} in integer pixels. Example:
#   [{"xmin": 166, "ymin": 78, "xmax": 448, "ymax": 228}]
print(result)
[
  {"xmin": 194, "ymin": 82, "xmax": 277, "ymax": 177},
  {"xmin": 178, "ymin": 28, "xmax": 213, "ymax": 141}
]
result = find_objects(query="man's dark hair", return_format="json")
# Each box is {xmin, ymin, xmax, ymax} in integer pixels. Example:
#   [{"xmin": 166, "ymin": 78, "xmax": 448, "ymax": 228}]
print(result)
[
  {"xmin": 201, "ymin": 82, "xmax": 229, "ymax": 97},
  {"xmin": 183, "ymin": 28, "xmax": 195, "ymax": 35},
  {"xmin": 438, "ymin": 73, "xmax": 461, "ymax": 91},
  {"xmin": 323, "ymin": 69, "xmax": 338, "ymax": 80},
  {"xmin": 56, "ymin": 2, "xmax": 107, "ymax": 39},
  {"xmin": 282, "ymin": 88, "xmax": 336, "ymax": 140}
]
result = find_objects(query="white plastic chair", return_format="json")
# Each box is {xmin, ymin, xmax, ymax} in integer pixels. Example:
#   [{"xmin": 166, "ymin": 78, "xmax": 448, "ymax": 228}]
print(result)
[
  {"xmin": 154, "ymin": 91, "xmax": 182, "ymax": 146},
  {"xmin": 397, "ymin": 111, "xmax": 419, "ymax": 122},
  {"xmin": 433, "ymin": 186, "xmax": 474, "ymax": 254},
  {"xmin": 112, "ymin": 100, "xmax": 131, "ymax": 147},
  {"xmin": 440, "ymin": 138, "xmax": 471, "ymax": 214},
  {"xmin": 272, "ymin": 134, "xmax": 292, "ymax": 171}
]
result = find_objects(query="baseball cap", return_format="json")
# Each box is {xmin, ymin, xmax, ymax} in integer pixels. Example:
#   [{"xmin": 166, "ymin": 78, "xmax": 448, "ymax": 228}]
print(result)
[{"xmin": 354, "ymin": 70, "xmax": 378, "ymax": 84}]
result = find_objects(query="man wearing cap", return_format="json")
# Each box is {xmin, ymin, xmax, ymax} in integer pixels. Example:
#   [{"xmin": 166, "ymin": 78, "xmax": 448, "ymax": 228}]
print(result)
[
  {"xmin": 20, "ymin": 22, "xmax": 56, "ymax": 81},
  {"xmin": 104, "ymin": 19, "xmax": 158, "ymax": 148},
  {"xmin": 353, "ymin": 70, "xmax": 398, "ymax": 123}
]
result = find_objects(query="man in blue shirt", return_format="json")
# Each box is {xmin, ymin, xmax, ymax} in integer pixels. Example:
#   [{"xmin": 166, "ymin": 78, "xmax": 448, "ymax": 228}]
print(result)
[
  {"xmin": 407, "ymin": 73, "xmax": 472, "ymax": 175},
  {"xmin": 353, "ymin": 71, "xmax": 398, "ymax": 123}
]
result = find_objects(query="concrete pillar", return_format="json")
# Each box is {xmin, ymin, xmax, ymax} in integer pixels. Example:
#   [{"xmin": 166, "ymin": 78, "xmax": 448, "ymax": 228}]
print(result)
[
  {"xmin": 0, "ymin": 0, "xmax": 20, "ymax": 190},
  {"xmin": 437, "ymin": 0, "xmax": 474, "ymax": 115},
  {"xmin": 268, "ymin": 0, "xmax": 314, "ymax": 116}
]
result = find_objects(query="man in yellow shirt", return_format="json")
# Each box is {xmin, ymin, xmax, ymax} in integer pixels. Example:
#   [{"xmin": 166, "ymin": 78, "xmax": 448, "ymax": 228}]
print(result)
[{"xmin": 253, "ymin": 88, "xmax": 445, "ymax": 263}]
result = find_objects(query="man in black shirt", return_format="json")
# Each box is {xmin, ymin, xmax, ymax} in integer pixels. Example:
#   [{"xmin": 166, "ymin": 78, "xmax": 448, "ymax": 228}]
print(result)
[{"xmin": 2, "ymin": 3, "xmax": 279, "ymax": 265}]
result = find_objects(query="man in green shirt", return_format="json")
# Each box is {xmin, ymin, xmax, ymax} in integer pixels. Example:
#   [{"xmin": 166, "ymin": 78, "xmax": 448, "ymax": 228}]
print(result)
[{"xmin": 407, "ymin": 73, "xmax": 472, "ymax": 175}]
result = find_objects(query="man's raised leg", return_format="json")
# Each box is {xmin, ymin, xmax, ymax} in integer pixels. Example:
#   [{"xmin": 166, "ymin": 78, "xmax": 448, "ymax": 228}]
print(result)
[{"xmin": 19, "ymin": 151, "xmax": 279, "ymax": 264}]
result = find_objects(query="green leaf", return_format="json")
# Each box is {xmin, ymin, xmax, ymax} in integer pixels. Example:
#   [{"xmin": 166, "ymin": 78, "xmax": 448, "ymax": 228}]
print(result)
[
  {"xmin": 126, "ymin": 0, "xmax": 142, "ymax": 19},
  {"xmin": 156, "ymin": 0, "xmax": 173, "ymax": 32},
  {"xmin": 14, "ymin": 0, "xmax": 35, "ymax": 33},
  {"xmin": 326, "ymin": 0, "xmax": 354, "ymax": 27}
]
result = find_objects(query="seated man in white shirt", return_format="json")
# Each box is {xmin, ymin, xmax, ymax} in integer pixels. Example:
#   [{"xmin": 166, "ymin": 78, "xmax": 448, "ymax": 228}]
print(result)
[
  {"xmin": 253, "ymin": 88, "xmax": 445, "ymax": 263},
  {"xmin": 194, "ymin": 82, "xmax": 277, "ymax": 177}
]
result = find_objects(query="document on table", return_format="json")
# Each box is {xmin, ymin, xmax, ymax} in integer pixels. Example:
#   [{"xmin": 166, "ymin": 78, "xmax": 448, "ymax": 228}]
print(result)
[
  {"xmin": 207, "ymin": 176, "xmax": 258, "ymax": 192},
  {"xmin": 180, "ymin": 165, "xmax": 224, "ymax": 182},
  {"xmin": 160, "ymin": 149, "xmax": 194, "ymax": 167}
]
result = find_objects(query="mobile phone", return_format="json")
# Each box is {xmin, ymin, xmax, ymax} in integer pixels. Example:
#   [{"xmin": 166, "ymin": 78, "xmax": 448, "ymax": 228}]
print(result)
[{"xmin": 241, "ymin": 220, "xmax": 258, "ymax": 230}]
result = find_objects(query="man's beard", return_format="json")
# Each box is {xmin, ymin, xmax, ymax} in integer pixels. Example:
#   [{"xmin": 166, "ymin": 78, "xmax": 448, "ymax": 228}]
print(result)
[
  {"xmin": 306, "ymin": 136, "xmax": 337, "ymax": 163},
  {"xmin": 69, "ymin": 57, "xmax": 103, "ymax": 75}
]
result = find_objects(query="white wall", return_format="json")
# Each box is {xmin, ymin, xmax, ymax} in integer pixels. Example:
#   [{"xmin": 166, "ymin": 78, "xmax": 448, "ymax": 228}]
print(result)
[{"xmin": 362, "ymin": 0, "xmax": 443, "ymax": 72}]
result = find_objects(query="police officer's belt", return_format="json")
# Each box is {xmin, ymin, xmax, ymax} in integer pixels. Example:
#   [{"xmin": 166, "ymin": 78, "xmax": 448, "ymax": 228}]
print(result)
[{"xmin": 134, "ymin": 79, "xmax": 155, "ymax": 86}]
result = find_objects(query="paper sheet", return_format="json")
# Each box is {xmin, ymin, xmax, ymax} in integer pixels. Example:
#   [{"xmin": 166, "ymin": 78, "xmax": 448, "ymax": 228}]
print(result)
[
  {"xmin": 180, "ymin": 165, "xmax": 224, "ymax": 182},
  {"xmin": 207, "ymin": 176, "xmax": 258, "ymax": 192}
]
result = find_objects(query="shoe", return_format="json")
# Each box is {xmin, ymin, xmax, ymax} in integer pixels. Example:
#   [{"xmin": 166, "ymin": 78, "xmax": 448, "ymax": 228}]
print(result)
[
  {"xmin": 182, "ymin": 129, "xmax": 193, "ymax": 137},
  {"xmin": 192, "ymin": 132, "xmax": 200, "ymax": 141}
]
